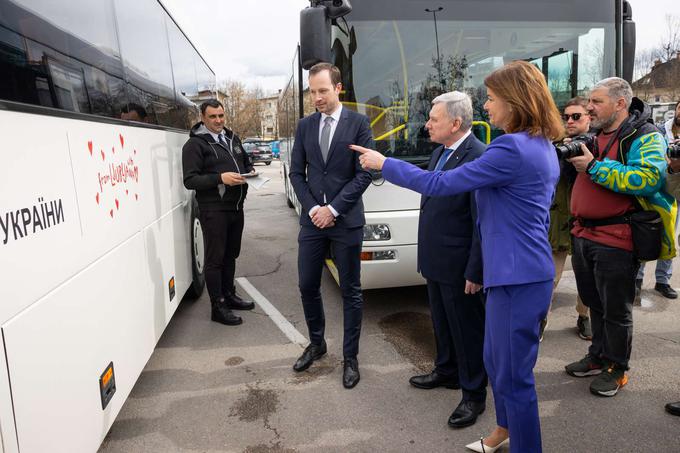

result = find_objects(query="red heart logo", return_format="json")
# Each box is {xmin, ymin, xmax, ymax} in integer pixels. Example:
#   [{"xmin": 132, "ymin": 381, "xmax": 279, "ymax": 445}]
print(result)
[
  {"xmin": 88, "ymin": 141, "xmax": 93, "ymax": 155},
  {"xmin": 112, "ymin": 146, "xmax": 115, "ymax": 154},
  {"xmin": 115, "ymin": 199, "xmax": 119, "ymax": 209},
  {"xmin": 109, "ymin": 209, "xmax": 114, "ymax": 218},
  {"xmin": 120, "ymin": 134, "xmax": 124, "ymax": 148},
  {"xmin": 126, "ymin": 189, "xmax": 129, "ymax": 195},
  {"xmin": 135, "ymin": 194, "xmax": 138, "ymax": 200},
  {"xmin": 96, "ymin": 193, "xmax": 99, "ymax": 204},
  {"xmin": 101, "ymin": 150, "xmax": 105, "ymax": 161}
]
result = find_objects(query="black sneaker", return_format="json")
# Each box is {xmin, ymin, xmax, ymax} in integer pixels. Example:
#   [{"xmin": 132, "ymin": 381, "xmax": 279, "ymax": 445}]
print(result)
[
  {"xmin": 565, "ymin": 354, "xmax": 604, "ymax": 377},
  {"xmin": 577, "ymin": 316, "xmax": 592, "ymax": 340},
  {"xmin": 589, "ymin": 364, "xmax": 628, "ymax": 397},
  {"xmin": 654, "ymin": 283, "xmax": 678, "ymax": 299}
]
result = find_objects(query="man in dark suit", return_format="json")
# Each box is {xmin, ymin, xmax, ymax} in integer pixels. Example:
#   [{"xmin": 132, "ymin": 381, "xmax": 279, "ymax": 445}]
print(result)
[
  {"xmin": 289, "ymin": 62, "xmax": 373, "ymax": 389},
  {"xmin": 408, "ymin": 91, "xmax": 487, "ymax": 428}
]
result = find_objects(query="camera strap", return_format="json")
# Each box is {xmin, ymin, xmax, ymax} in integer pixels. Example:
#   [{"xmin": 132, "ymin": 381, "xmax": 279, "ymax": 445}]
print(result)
[{"xmin": 593, "ymin": 125, "xmax": 622, "ymax": 160}]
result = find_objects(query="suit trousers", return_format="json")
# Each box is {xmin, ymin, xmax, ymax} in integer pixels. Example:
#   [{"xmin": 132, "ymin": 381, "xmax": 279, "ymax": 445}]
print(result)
[
  {"xmin": 426, "ymin": 279, "xmax": 487, "ymax": 402},
  {"xmin": 571, "ymin": 236, "xmax": 638, "ymax": 368},
  {"xmin": 298, "ymin": 224, "xmax": 363, "ymax": 358},
  {"xmin": 199, "ymin": 209, "xmax": 244, "ymax": 302},
  {"xmin": 484, "ymin": 280, "xmax": 552, "ymax": 453}
]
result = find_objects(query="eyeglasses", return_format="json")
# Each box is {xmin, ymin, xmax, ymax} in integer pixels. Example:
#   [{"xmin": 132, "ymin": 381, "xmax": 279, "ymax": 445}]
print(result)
[{"xmin": 563, "ymin": 113, "xmax": 583, "ymax": 121}]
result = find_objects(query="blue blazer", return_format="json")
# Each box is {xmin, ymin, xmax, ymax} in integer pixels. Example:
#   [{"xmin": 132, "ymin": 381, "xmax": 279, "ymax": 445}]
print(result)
[
  {"xmin": 418, "ymin": 135, "xmax": 485, "ymax": 285},
  {"xmin": 384, "ymin": 132, "xmax": 559, "ymax": 288},
  {"xmin": 290, "ymin": 108, "xmax": 373, "ymax": 228}
]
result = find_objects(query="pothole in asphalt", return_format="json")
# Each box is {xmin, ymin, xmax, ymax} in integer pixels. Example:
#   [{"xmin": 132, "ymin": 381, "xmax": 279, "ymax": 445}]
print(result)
[
  {"xmin": 230, "ymin": 386, "xmax": 280, "ymax": 422},
  {"xmin": 378, "ymin": 311, "xmax": 435, "ymax": 373},
  {"xmin": 225, "ymin": 356, "xmax": 245, "ymax": 366}
]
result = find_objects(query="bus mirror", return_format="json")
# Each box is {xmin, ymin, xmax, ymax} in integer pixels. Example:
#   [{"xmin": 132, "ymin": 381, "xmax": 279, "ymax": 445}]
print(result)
[
  {"xmin": 622, "ymin": 1, "xmax": 635, "ymax": 83},
  {"xmin": 324, "ymin": 0, "xmax": 352, "ymax": 19},
  {"xmin": 300, "ymin": 6, "xmax": 331, "ymax": 69}
]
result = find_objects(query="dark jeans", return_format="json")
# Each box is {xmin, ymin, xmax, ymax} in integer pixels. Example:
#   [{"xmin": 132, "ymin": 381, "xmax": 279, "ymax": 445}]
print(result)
[
  {"xmin": 298, "ymin": 225, "xmax": 363, "ymax": 358},
  {"xmin": 571, "ymin": 236, "xmax": 639, "ymax": 369},
  {"xmin": 199, "ymin": 209, "xmax": 244, "ymax": 302},
  {"xmin": 427, "ymin": 279, "xmax": 487, "ymax": 402}
]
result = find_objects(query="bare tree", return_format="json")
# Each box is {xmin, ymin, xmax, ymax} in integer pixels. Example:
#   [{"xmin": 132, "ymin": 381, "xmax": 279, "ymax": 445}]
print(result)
[
  {"xmin": 218, "ymin": 79, "xmax": 263, "ymax": 138},
  {"xmin": 654, "ymin": 14, "xmax": 680, "ymax": 63}
]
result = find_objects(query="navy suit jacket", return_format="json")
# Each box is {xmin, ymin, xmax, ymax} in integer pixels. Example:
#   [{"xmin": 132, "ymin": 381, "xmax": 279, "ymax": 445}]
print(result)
[
  {"xmin": 290, "ymin": 108, "xmax": 373, "ymax": 228},
  {"xmin": 384, "ymin": 132, "xmax": 559, "ymax": 288},
  {"xmin": 418, "ymin": 134, "xmax": 485, "ymax": 285}
]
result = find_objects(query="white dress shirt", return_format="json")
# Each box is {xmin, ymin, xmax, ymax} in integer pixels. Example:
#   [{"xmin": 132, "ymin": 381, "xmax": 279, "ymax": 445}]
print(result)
[
  {"xmin": 439, "ymin": 129, "xmax": 472, "ymax": 166},
  {"xmin": 310, "ymin": 104, "xmax": 344, "ymax": 219}
]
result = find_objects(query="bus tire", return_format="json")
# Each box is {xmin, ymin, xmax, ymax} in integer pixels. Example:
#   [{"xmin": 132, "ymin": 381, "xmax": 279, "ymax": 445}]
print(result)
[{"xmin": 185, "ymin": 197, "xmax": 205, "ymax": 299}]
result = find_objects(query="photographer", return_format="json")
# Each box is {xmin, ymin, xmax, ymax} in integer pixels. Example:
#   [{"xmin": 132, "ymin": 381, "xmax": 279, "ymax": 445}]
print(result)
[
  {"xmin": 540, "ymin": 97, "xmax": 592, "ymax": 342},
  {"xmin": 635, "ymin": 102, "xmax": 680, "ymax": 303},
  {"xmin": 565, "ymin": 78, "xmax": 675, "ymax": 397}
]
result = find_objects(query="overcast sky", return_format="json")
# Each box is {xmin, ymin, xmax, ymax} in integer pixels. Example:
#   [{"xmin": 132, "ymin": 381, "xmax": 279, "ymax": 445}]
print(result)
[{"xmin": 161, "ymin": 0, "xmax": 677, "ymax": 94}]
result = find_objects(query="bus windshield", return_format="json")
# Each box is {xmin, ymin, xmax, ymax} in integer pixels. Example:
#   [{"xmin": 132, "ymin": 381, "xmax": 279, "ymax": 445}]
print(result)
[{"xmin": 332, "ymin": 0, "xmax": 617, "ymax": 165}]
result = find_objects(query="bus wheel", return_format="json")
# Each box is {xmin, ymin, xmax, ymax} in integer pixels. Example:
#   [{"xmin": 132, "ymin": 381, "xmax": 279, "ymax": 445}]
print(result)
[{"xmin": 185, "ymin": 198, "xmax": 205, "ymax": 299}]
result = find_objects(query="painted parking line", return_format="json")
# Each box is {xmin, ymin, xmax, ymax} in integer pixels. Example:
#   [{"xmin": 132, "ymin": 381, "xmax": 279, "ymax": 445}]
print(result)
[{"xmin": 236, "ymin": 277, "xmax": 308, "ymax": 346}]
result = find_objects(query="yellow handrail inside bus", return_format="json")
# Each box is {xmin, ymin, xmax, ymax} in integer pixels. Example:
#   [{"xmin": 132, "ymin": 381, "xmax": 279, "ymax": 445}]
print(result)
[
  {"xmin": 375, "ymin": 124, "xmax": 406, "ymax": 141},
  {"xmin": 473, "ymin": 120, "xmax": 491, "ymax": 144}
]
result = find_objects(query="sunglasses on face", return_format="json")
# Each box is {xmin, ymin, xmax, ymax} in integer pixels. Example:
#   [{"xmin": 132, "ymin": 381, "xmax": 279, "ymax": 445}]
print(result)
[{"xmin": 563, "ymin": 113, "xmax": 583, "ymax": 121}]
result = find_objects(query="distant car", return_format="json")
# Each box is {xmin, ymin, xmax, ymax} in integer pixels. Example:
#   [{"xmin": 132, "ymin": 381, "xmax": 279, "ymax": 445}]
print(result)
[{"xmin": 243, "ymin": 143, "xmax": 272, "ymax": 165}]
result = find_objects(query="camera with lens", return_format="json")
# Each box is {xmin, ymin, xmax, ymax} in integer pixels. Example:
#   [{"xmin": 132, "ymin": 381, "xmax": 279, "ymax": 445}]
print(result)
[
  {"xmin": 667, "ymin": 143, "xmax": 680, "ymax": 159},
  {"xmin": 555, "ymin": 134, "xmax": 595, "ymax": 160}
]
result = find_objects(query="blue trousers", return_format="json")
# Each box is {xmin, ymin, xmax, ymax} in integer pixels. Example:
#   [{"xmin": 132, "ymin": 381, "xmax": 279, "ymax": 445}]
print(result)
[
  {"xmin": 636, "ymin": 259, "xmax": 673, "ymax": 284},
  {"xmin": 484, "ymin": 281, "xmax": 552, "ymax": 453}
]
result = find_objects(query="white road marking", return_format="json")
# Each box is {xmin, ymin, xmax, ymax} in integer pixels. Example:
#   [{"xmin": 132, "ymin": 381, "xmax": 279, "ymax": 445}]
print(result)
[{"xmin": 236, "ymin": 277, "xmax": 308, "ymax": 346}]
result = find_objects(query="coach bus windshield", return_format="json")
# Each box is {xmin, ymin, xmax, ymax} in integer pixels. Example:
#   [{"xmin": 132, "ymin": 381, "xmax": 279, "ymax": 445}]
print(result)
[{"xmin": 332, "ymin": 0, "xmax": 617, "ymax": 165}]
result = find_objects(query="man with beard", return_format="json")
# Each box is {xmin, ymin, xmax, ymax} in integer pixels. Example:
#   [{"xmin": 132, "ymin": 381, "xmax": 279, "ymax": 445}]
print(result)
[{"xmin": 565, "ymin": 78, "xmax": 675, "ymax": 397}]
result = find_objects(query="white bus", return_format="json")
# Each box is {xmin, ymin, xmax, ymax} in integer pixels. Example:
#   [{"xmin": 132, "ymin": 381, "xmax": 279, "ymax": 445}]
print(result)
[
  {"xmin": 0, "ymin": 1, "xmax": 210, "ymax": 451},
  {"xmin": 281, "ymin": 0, "xmax": 636, "ymax": 289}
]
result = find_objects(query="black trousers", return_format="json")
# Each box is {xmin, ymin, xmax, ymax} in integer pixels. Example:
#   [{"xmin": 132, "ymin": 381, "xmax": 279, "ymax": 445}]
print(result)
[
  {"xmin": 298, "ymin": 225, "xmax": 363, "ymax": 358},
  {"xmin": 427, "ymin": 279, "xmax": 487, "ymax": 402},
  {"xmin": 199, "ymin": 209, "xmax": 244, "ymax": 302},
  {"xmin": 571, "ymin": 236, "xmax": 639, "ymax": 369}
]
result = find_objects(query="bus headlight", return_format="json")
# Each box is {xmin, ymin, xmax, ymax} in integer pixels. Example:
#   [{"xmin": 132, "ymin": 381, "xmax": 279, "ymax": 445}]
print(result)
[{"xmin": 363, "ymin": 224, "xmax": 391, "ymax": 241}]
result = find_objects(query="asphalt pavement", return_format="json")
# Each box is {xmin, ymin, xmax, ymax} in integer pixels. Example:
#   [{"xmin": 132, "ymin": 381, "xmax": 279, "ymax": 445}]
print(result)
[{"xmin": 99, "ymin": 161, "xmax": 680, "ymax": 453}]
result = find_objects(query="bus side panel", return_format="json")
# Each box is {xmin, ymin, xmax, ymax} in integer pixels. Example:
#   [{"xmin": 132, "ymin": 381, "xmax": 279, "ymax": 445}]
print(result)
[
  {"xmin": 0, "ymin": 112, "xmax": 84, "ymax": 324},
  {"xmin": 3, "ymin": 233, "xmax": 155, "ymax": 453},
  {"xmin": 0, "ymin": 113, "xmax": 191, "ymax": 325},
  {"xmin": 0, "ymin": 334, "xmax": 18, "ymax": 453},
  {"xmin": 143, "ymin": 205, "xmax": 191, "ymax": 342}
]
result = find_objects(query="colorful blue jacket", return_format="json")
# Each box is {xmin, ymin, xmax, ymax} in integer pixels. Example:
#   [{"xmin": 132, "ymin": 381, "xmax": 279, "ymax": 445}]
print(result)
[{"xmin": 587, "ymin": 98, "xmax": 677, "ymax": 260}]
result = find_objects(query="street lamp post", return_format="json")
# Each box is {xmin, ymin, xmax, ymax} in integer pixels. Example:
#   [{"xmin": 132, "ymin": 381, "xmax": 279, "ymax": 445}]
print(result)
[{"xmin": 425, "ymin": 6, "xmax": 444, "ymax": 89}]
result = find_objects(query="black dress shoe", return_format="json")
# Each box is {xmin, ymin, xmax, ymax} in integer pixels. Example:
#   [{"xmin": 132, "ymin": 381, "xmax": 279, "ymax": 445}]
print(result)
[
  {"xmin": 654, "ymin": 283, "xmax": 678, "ymax": 299},
  {"xmin": 665, "ymin": 401, "xmax": 680, "ymax": 416},
  {"xmin": 343, "ymin": 358, "xmax": 360, "ymax": 389},
  {"xmin": 409, "ymin": 371, "xmax": 460, "ymax": 390},
  {"xmin": 226, "ymin": 292, "xmax": 255, "ymax": 310},
  {"xmin": 210, "ymin": 298, "xmax": 242, "ymax": 326},
  {"xmin": 447, "ymin": 400, "xmax": 485, "ymax": 428},
  {"xmin": 293, "ymin": 341, "xmax": 327, "ymax": 372}
]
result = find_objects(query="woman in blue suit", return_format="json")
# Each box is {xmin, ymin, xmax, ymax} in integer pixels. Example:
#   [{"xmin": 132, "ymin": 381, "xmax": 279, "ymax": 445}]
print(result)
[{"xmin": 351, "ymin": 61, "xmax": 563, "ymax": 453}]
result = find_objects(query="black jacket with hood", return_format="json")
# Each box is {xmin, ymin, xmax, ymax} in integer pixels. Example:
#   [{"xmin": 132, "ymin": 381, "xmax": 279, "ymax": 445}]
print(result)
[{"xmin": 182, "ymin": 122, "xmax": 254, "ymax": 211}]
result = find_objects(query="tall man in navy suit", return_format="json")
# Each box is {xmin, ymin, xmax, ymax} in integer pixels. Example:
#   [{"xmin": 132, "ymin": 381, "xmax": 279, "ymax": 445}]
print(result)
[
  {"xmin": 289, "ymin": 62, "xmax": 373, "ymax": 389},
  {"xmin": 407, "ymin": 92, "xmax": 487, "ymax": 428}
]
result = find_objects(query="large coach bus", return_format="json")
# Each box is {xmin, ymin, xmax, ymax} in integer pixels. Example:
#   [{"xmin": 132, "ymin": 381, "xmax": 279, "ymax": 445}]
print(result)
[
  {"xmin": 0, "ymin": 1, "xmax": 210, "ymax": 451},
  {"xmin": 280, "ymin": 0, "xmax": 636, "ymax": 289}
]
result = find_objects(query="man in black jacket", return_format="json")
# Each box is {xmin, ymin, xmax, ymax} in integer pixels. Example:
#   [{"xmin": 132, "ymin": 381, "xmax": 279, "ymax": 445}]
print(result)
[
  {"xmin": 408, "ymin": 91, "xmax": 487, "ymax": 428},
  {"xmin": 182, "ymin": 99, "xmax": 255, "ymax": 326}
]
